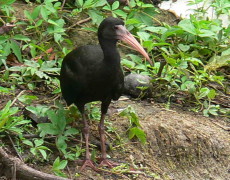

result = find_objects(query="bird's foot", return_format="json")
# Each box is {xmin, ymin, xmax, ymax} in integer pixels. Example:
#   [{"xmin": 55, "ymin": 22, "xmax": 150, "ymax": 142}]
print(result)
[
  {"xmin": 99, "ymin": 159, "xmax": 119, "ymax": 168},
  {"xmin": 79, "ymin": 159, "xmax": 98, "ymax": 172}
]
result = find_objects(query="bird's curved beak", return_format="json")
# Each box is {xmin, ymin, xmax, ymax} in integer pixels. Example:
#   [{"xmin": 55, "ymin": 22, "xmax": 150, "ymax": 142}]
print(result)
[{"xmin": 115, "ymin": 25, "xmax": 152, "ymax": 65}]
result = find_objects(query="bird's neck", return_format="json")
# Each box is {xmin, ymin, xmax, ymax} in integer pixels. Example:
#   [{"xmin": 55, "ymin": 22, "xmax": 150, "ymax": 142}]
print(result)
[{"xmin": 99, "ymin": 38, "xmax": 120, "ymax": 64}]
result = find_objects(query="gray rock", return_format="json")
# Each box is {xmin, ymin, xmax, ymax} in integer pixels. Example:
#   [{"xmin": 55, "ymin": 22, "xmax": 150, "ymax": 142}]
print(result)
[{"xmin": 124, "ymin": 74, "xmax": 153, "ymax": 98}]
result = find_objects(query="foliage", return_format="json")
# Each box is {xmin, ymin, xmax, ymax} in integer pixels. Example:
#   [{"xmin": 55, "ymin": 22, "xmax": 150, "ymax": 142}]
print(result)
[
  {"xmin": 18, "ymin": 94, "xmax": 38, "ymax": 104},
  {"xmin": 0, "ymin": 85, "xmax": 14, "ymax": 95},
  {"xmin": 23, "ymin": 138, "xmax": 51, "ymax": 160},
  {"xmin": 52, "ymin": 157, "xmax": 68, "ymax": 177},
  {"xmin": 0, "ymin": 101, "xmax": 30, "ymax": 134},
  {"xmin": 119, "ymin": 0, "xmax": 229, "ymax": 117},
  {"xmin": 8, "ymin": 59, "xmax": 60, "ymax": 90},
  {"xmin": 120, "ymin": 106, "xmax": 146, "ymax": 144},
  {"xmin": 36, "ymin": 106, "xmax": 81, "ymax": 160},
  {"xmin": 23, "ymin": 0, "xmax": 66, "ymax": 43}
]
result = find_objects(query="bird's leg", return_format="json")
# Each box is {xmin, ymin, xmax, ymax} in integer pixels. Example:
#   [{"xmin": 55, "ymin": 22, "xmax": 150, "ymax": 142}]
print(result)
[
  {"xmin": 98, "ymin": 101, "xmax": 119, "ymax": 168},
  {"xmin": 79, "ymin": 111, "xmax": 98, "ymax": 172},
  {"xmin": 98, "ymin": 113, "xmax": 107, "ymax": 159}
]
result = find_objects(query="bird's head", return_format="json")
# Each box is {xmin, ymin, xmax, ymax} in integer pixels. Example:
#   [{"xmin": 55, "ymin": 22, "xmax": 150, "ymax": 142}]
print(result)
[{"xmin": 98, "ymin": 17, "xmax": 151, "ymax": 64}]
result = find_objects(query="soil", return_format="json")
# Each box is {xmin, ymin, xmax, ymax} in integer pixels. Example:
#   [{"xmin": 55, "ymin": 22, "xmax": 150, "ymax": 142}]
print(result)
[{"xmin": 0, "ymin": 1, "xmax": 229, "ymax": 180}]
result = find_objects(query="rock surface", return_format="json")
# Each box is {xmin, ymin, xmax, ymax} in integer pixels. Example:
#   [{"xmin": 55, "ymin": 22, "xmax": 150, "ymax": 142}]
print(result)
[{"xmin": 124, "ymin": 73, "xmax": 153, "ymax": 98}]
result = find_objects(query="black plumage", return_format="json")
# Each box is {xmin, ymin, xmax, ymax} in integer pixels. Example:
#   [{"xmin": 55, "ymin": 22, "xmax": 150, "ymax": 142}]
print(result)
[{"xmin": 60, "ymin": 17, "xmax": 150, "ymax": 171}]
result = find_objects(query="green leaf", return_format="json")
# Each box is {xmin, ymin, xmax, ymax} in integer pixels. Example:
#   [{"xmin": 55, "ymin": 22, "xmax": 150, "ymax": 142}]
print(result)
[
  {"xmin": 54, "ymin": 171, "xmax": 67, "ymax": 178},
  {"xmin": 10, "ymin": 40, "xmax": 22, "ymax": 62},
  {"xmin": 13, "ymin": 35, "xmax": 30, "ymax": 41},
  {"xmin": 144, "ymin": 26, "xmax": 167, "ymax": 34},
  {"xmin": 23, "ymin": 140, "xmax": 34, "ymax": 147},
  {"xmin": 38, "ymin": 146, "xmax": 51, "ymax": 151},
  {"xmin": 52, "ymin": 88, "xmax": 61, "ymax": 94},
  {"xmin": 12, "ymin": 66, "xmax": 23, "ymax": 75},
  {"xmin": 56, "ymin": 110, "xmax": 66, "ymax": 133},
  {"xmin": 76, "ymin": 0, "xmax": 83, "ymax": 7},
  {"xmin": 28, "ymin": 83, "xmax": 35, "ymax": 90},
  {"xmin": 186, "ymin": 57, "xmax": 203, "ymax": 66},
  {"xmin": 18, "ymin": 95, "xmax": 38, "ymax": 105},
  {"xmin": 57, "ymin": 159, "xmax": 68, "ymax": 170},
  {"xmin": 35, "ymin": 71, "xmax": 50, "ymax": 79},
  {"xmin": 114, "ymin": 9, "xmax": 127, "ymax": 18},
  {"xmin": 53, "ymin": 157, "xmax": 60, "ymax": 168},
  {"xmin": 94, "ymin": 0, "xmax": 107, "ymax": 7},
  {"xmin": 24, "ymin": 60, "xmax": 40, "ymax": 68},
  {"xmin": 34, "ymin": 139, "xmax": 44, "ymax": 147},
  {"xmin": 197, "ymin": 87, "xmax": 210, "ymax": 99},
  {"xmin": 126, "ymin": 18, "xmax": 141, "ymax": 25},
  {"xmin": 102, "ymin": 5, "xmax": 111, "ymax": 11},
  {"xmin": 47, "ymin": 19, "xmax": 58, "ymax": 26},
  {"xmin": 56, "ymin": 135, "xmax": 67, "ymax": 154},
  {"xmin": 14, "ymin": 120, "xmax": 31, "ymax": 126},
  {"xmin": 3, "ymin": 41, "xmax": 11, "ymax": 57},
  {"xmin": 121, "ymin": 59, "xmax": 135, "ymax": 68},
  {"xmin": 83, "ymin": 0, "xmax": 94, "ymax": 8},
  {"xmin": 24, "ymin": 10, "xmax": 33, "ymax": 22},
  {"xmin": 129, "ymin": 0, "xmax": 136, "ymax": 7},
  {"xmin": 0, "ymin": 0, "xmax": 16, "ymax": 5},
  {"xmin": 81, "ymin": 27, "xmax": 97, "ymax": 32},
  {"xmin": 88, "ymin": 10, "xmax": 103, "ymax": 25},
  {"xmin": 119, "ymin": 106, "xmax": 141, "ymax": 127},
  {"xmin": 0, "ymin": 101, "xmax": 13, "ymax": 129},
  {"xmin": 127, "ymin": 54, "xmax": 143, "ymax": 64},
  {"xmin": 30, "ymin": 148, "xmax": 36, "ymax": 155},
  {"xmin": 135, "ymin": 64, "xmax": 148, "ymax": 71},
  {"xmin": 0, "ymin": 86, "xmax": 11, "ymax": 94},
  {"xmin": 137, "ymin": 32, "xmax": 150, "ymax": 41},
  {"xmin": 178, "ymin": 44, "xmax": 190, "ymax": 52},
  {"xmin": 112, "ymin": 1, "xmax": 119, "ymax": 10},
  {"xmin": 39, "ymin": 149, "xmax": 47, "ymax": 159},
  {"xmin": 164, "ymin": 56, "xmax": 177, "ymax": 66},
  {"xmin": 181, "ymin": 81, "xmax": 196, "ymax": 93},
  {"xmin": 198, "ymin": 29, "xmax": 217, "ymax": 39},
  {"xmin": 64, "ymin": 128, "xmax": 79, "ymax": 136},
  {"xmin": 178, "ymin": 19, "xmax": 197, "ymax": 35},
  {"xmin": 38, "ymin": 123, "xmax": 59, "ymax": 136},
  {"xmin": 153, "ymin": 42, "xmax": 171, "ymax": 47},
  {"xmin": 221, "ymin": 48, "xmax": 230, "ymax": 56},
  {"xmin": 178, "ymin": 60, "xmax": 188, "ymax": 69},
  {"xmin": 31, "ymin": 6, "xmax": 41, "ymax": 20},
  {"xmin": 36, "ymin": 19, "xmax": 43, "ymax": 27},
  {"xmin": 40, "ymin": 6, "xmax": 48, "ymax": 21},
  {"xmin": 54, "ymin": 33, "xmax": 62, "ymax": 43},
  {"xmin": 207, "ymin": 89, "xmax": 216, "ymax": 100},
  {"xmin": 26, "ymin": 105, "xmax": 49, "ymax": 117},
  {"xmin": 128, "ymin": 127, "xmax": 146, "ymax": 144},
  {"xmin": 203, "ymin": 109, "xmax": 209, "ymax": 117},
  {"xmin": 209, "ymin": 108, "xmax": 218, "ymax": 116}
]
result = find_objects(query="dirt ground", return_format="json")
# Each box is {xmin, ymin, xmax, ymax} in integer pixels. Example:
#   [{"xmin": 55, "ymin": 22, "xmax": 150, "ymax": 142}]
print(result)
[
  {"xmin": 63, "ymin": 98, "xmax": 230, "ymax": 180},
  {"xmin": 112, "ymin": 99, "xmax": 230, "ymax": 180},
  {"xmin": 0, "ymin": 1, "xmax": 229, "ymax": 180}
]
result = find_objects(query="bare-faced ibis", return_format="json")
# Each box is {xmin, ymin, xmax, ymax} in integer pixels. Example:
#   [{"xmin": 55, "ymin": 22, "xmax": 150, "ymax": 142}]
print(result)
[{"xmin": 60, "ymin": 17, "xmax": 151, "ymax": 171}]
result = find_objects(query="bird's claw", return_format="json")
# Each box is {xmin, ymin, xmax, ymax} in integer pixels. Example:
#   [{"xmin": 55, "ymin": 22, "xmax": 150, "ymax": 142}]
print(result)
[
  {"xmin": 79, "ymin": 159, "xmax": 98, "ymax": 172},
  {"xmin": 99, "ymin": 159, "xmax": 119, "ymax": 168}
]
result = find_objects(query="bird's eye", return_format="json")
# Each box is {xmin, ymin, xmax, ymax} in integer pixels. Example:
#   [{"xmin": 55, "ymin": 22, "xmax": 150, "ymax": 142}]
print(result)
[{"xmin": 113, "ymin": 26, "xmax": 119, "ymax": 30}]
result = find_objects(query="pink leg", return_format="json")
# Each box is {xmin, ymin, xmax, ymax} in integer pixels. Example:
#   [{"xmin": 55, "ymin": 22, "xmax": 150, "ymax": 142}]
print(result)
[
  {"xmin": 79, "ymin": 113, "xmax": 98, "ymax": 172},
  {"xmin": 98, "ymin": 113, "xmax": 119, "ymax": 168}
]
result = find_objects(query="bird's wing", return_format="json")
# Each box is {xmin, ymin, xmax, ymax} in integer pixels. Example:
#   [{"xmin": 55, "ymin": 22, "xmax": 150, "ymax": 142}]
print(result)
[{"xmin": 60, "ymin": 45, "xmax": 104, "ymax": 105}]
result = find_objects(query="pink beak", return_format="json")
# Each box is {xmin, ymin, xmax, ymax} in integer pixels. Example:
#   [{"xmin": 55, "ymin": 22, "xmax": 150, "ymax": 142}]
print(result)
[{"xmin": 115, "ymin": 25, "xmax": 152, "ymax": 65}]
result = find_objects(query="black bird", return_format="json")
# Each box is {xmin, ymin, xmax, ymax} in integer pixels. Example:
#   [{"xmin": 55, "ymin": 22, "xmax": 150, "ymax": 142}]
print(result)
[{"xmin": 60, "ymin": 17, "xmax": 151, "ymax": 171}]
